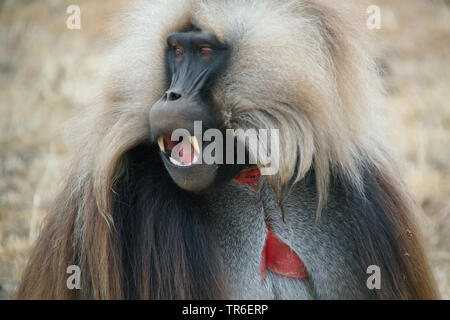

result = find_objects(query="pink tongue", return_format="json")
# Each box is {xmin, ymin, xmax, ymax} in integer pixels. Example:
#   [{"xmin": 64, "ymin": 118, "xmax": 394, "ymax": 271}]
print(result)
[
  {"xmin": 178, "ymin": 138, "xmax": 194, "ymax": 164},
  {"xmin": 164, "ymin": 135, "xmax": 199, "ymax": 165}
]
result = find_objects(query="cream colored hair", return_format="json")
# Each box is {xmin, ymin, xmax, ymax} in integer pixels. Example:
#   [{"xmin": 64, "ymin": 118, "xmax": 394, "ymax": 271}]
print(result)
[{"xmin": 73, "ymin": 0, "xmax": 393, "ymax": 219}]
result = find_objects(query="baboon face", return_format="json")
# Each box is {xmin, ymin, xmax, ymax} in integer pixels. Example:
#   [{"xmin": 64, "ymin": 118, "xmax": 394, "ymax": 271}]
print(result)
[{"xmin": 149, "ymin": 27, "xmax": 242, "ymax": 192}]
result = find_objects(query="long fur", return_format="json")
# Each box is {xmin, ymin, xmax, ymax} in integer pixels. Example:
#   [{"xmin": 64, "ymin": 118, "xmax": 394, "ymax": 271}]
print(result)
[
  {"xmin": 16, "ymin": 0, "xmax": 438, "ymax": 299},
  {"xmin": 345, "ymin": 166, "xmax": 437, "ymax": 299}
]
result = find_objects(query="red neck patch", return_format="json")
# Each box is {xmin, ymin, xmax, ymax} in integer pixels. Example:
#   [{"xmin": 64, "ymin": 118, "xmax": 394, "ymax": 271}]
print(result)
[
  {"xmin": 233, "ymin": 168, "xmax": 308, "ymax": 281},
  {"xmin": 234, "ymin": 167, "xmax": 261, "ymax": 191}
]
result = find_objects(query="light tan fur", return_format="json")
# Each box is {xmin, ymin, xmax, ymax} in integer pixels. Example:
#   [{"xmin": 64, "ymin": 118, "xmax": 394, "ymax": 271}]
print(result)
[{"xmin": 80, "ymin": 0, "xmax": 389, "ymax": 216}]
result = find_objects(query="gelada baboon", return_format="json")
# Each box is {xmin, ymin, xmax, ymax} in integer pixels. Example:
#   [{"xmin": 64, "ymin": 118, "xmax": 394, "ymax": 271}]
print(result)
[{"xmin": 16, "ymin": 0, "xmax": 438, "ymax": 299}]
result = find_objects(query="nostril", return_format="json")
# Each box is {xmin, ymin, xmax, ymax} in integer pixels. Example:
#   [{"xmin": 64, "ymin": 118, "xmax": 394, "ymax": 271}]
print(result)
[{"xmin": 167, "ymin": 91, "xmax": 182, "ymax": 101}]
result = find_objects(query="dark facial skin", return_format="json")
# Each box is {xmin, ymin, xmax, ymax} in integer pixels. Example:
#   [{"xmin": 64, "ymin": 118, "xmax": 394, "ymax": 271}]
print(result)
[{"xmin": 149, "ymin": 29, "xmax": 244, "ymax": 192}]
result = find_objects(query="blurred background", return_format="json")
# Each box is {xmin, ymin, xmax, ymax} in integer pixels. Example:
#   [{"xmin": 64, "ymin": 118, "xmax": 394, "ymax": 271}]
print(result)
[{"xmin": 0, "ymin": 0, "xmax": 448, "ymax": 299}]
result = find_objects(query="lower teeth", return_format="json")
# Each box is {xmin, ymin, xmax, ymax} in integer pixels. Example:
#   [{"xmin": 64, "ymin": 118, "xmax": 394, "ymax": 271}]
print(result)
[
  {"xmin": 169, "ymin": 154, "xmax": 199, "ymax": 167},
  {"xmin": 169, "ymin": 156, "xmax": 184, "ymax": 166}
]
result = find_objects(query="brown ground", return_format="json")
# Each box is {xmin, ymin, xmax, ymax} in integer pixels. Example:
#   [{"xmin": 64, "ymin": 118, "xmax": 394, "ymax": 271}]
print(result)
[{"xmin": 0, "ymin": 0, "xmax": 449, "ymax": 299}]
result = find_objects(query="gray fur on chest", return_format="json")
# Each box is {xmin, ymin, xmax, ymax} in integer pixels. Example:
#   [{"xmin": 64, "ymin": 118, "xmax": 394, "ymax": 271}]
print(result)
[{"xmin": 202, "ymin": 177, "xmax": 371, "ymax": 300}]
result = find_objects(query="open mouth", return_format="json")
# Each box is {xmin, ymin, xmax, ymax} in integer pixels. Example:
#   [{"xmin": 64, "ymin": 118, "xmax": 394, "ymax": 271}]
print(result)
[{"xmin": 157, "ymin": 135, "xmax": 201, "ymax": 167}]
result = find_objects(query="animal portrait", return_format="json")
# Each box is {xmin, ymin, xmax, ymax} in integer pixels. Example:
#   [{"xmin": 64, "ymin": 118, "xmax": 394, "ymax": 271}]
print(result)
[{"xmin": 13, "ymin": 0, "xmax": 441, "ymax": 299}]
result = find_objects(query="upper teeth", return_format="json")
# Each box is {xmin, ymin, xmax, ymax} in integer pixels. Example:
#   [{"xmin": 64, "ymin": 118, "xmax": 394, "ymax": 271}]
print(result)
[
  {"xmin": 190, "ymin": 136, "xmax": 201, "ymax": 155},
  {"xmin": 157, "ymin": 136, "xmax": 165, "ymax": 152},
  {"xmin": 157, "ymin": 135, "xmax": 201, "ymax": 167}
]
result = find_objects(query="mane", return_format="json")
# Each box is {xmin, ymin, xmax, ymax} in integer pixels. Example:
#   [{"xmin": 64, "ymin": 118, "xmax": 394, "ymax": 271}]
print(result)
[{"xmin": 78, "ymin": 0, "xmax": 388, "ymax": 225}]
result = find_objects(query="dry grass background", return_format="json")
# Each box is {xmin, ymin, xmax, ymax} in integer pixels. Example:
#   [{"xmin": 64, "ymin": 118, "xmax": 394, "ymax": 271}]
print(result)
[{"xmin": 0, "ymin": 0, "xmax": 448, "ymax": 299}]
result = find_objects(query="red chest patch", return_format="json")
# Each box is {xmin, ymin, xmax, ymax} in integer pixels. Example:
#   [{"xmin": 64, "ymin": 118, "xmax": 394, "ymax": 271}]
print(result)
[
  {"xmin": 234, "ymin": 168, "xmax": 308, "ymax": 281},
  {"xmin": 260, "ymin": 226, "xmax": 308, "ymax": 280}
]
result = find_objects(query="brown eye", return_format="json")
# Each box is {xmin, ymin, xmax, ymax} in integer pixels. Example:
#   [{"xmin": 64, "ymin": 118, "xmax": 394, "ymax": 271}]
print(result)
[
  {"xmin": 200, "ymin": 47, "xmax": 212, "ymax": 55},
  {"xmin": 175, "ymin": 48, "xmax": 184, "ymax": 56}
]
